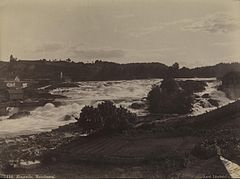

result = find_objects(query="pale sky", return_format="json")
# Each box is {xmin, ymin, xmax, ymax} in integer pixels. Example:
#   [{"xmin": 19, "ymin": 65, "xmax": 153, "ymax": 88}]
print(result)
[{"xmin": 0, "ymin": 0, "xmax": 240, "ymax": 67}]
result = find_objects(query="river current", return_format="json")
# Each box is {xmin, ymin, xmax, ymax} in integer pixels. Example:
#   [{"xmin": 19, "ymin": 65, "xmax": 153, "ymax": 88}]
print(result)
[{"xmin": 0, "ymin": 78, "xmax": 232, "ymax": 137}]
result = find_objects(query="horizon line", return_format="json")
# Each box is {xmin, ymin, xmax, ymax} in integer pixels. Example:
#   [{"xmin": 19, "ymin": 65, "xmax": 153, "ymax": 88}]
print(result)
[{"xmin": 0, "ymin": 58, "xmax": 239, "ymax": 69}]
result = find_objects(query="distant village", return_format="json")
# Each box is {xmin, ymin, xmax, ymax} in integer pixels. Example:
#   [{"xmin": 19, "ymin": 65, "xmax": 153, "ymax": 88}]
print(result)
[
  {"xmin": 0, "ymin": 76, "xmax": 26, "ymax": 101},
  {"xmin": 0, "ymin": 55, "xmax": 70, "ymax": 116},
  {"xmin": 0, "ymin": 75, "xmax": 30, "ymax": 115}
]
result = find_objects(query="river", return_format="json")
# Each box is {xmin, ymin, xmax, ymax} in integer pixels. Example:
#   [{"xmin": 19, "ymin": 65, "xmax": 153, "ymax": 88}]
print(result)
[{"xmin": 0, "ymin": 78, "xmax": 232, "ymax": 137}]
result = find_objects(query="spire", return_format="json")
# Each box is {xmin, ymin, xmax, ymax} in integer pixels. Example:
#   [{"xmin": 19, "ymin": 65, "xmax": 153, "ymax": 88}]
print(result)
[
  {"xmin": 10, "ymin": 54, "xmax": 13, "ymax": 61},
  {"xmin": 10, "ymin": 54, "xmax": 17, "ymax": 62}
]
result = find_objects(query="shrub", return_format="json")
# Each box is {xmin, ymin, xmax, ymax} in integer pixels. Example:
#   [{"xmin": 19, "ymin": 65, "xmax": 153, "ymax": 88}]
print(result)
[
  {"xmin": 76, "ymin": 101, "xmax": 136, "ymax": 134},
  {"xmin": 147, "ymin": 78, "xmax": 193, "ymax": 114},
  {"xmin": 191, "ymin": 140, "xmax": 217, "ymax": 159},
  {"xmin": 220, "ymin": 71, "xmax": 240, "ymax": 99},
  {"xmin": 221, "ymin": 71, "xmax": 240, "ymax": 87}
]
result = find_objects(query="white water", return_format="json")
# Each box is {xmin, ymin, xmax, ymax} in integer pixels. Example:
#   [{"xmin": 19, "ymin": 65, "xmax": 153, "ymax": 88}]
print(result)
[
  {"xmin": 51, "ymin": 79, "xmax": 162, "ymax": 114},
  {"xmin": 0, "ymin": 78, "xmax": 232, "ymax": 137},
  {"xmin": 0, "ymin": 103, "xmax": 82, "ymax": 137},
  {"xmin": 192, "ymin": 80, "xmax": 233, "ymax": 115}
]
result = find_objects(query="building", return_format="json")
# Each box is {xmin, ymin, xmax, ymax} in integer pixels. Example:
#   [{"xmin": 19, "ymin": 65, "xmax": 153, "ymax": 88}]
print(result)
[
  {"xmin": 5, "ymin": 76, "xmax": 25, "ymax": 101},
  {"xmin": 6, "ymin": 76, "xmax": 26, "ymax": 89}
]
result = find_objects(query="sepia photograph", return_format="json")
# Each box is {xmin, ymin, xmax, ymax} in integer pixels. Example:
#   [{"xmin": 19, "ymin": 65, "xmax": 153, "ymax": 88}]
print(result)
[{"xmin": 0, "ymin": 0, "xmax": 240, "ymax": 178}]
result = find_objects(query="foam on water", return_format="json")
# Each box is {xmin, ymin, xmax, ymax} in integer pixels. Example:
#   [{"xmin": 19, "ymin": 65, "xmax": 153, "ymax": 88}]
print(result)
[
  {"xmin": 191, "ymin": 80, "xmax": 234, "ymax": 116},
  {"xmin": 0, "ymin": 103, "xmax": 82, "ymax": 137},
  {"xmin": 0, "ymin": 79, "xmax": 161, "ymax": 137},
  {"xmin": 51, "ymin": 79, "xmax": 162, "ymax": 115},
  {"xmin": 52, "ymin": 79, "xmax": 161, "ymax": 102},
  {"xmin": 0, "ymin": 78, "xmax": 232, "ymax": 137}
]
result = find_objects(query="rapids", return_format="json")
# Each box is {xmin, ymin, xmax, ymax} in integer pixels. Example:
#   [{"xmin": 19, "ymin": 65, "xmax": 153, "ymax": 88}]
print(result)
[{"xmin": 0, "ymin": 78, "xmax": 232, "ymax": 137}]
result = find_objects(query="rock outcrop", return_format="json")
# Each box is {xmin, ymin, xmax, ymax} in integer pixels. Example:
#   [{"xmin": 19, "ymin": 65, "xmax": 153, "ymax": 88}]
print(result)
[
  {"xmin": 220, "ymin": 71, "xmax": 240, "ymax": 100},
  {"xmin": 8, "ymin": 111, "xmax": 30, "ymax": 119}
]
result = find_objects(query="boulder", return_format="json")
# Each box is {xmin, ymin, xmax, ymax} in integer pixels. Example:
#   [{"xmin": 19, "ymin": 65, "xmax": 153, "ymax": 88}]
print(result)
[
  {"xmin": 8, "ymin": 111, "xmax": 30, "ymax": 119},
  {"xmin": 208, "ymin": 99, "xmax": 219, "ymax": 107},
  {"xmin": 178, "ymin": 80, "xmax": 207, "ymax": 93},
  {"xmin": 202, "ymin": 93, "xmax": 210, "ymax": 98},
  {"xmin": 63, "ymin": 115, "xmax": 73, "ymax": 121},
  {"xmin": 130, "ymin": 102, "xmax": 146, "ymax": 109}
]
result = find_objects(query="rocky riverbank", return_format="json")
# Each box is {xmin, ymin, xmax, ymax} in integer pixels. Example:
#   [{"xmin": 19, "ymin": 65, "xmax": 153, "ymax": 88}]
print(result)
[
  {"xmin": 0, "ymin": 122, "xmax": 82, "ymax": 172},
  {"xmin": 1, "ymin": 100, "xmax": 240, "ymax": 178},
  {"xmin": 0, "ymin": 82, "xmax": 77, "ymax": 119}
]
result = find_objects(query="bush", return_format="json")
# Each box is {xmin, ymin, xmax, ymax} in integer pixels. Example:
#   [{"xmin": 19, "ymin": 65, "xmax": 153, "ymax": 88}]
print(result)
[
  {"xmin": 221, "ymin": 71, "xmax": 240, "ymax": 87},
  {"xmin": 147, "ymin": 78, "xmax": 193, "ymax": 114},
  {"xmin": 191, "ymin": 140, "xmax": 217, "ymax": 159},
  {"xmin": 76, "ymin": 101, "xmax": 136, "ymax": 134},
  {"xmin": 178, "ymin": 80, "xmax": 207, "ymax": 93},
  {"xmin": 220, "ymin": 71, "xmax": 240, "ymax": 99}
]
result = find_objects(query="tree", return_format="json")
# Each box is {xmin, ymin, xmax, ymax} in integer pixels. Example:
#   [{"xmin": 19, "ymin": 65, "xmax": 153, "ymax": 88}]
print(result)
[
  {"xmin": 10, "ymin": 54, "xmax": 17, "ymax": 62},
  {"xmin": 66, "ymin": 58, "xmax": 71, "ymax": 63},
  {"xmin": 147, "ymin": 78, "xmax": 193, "ymax": 114},
  {"xmin": 221, "ymin": 71, "xmax": 240, "ymax": 87},
  {"xmin": 171, "ymin": 62, "xmax": 179, "ymax": 70},
  {"xmin": 77, "ymin": 101, "xmax": 136, "ymax": 134},
  {"xmin": 160, "ymin": 78, "xmax": 181, "ymax": 94},
  {"xmin": 220, "ymin": 71, "xmax": 240, "ymax": 99}
]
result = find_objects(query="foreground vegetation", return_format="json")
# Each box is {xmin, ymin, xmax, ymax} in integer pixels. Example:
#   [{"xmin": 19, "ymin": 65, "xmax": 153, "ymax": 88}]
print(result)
[
  {"xmin": 1, "ymin": 98, "xmax": 240, "ymax": 178},
  {"xmin": 220, "ymin": 71, "xmax": 240, "ymax": 99},
  {"xmin": 147, "ymin": 78, "xmax": 206, "ymax": 114},
  {"xmin": 76, "ymin": 101, "xmax": 136, "ymax": 134}
]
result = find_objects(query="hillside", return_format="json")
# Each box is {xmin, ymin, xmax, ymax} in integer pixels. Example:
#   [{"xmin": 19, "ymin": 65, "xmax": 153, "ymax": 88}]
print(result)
[{"xmin": 0, "ymin": 60, "xmax": 240, "ymax": 81}]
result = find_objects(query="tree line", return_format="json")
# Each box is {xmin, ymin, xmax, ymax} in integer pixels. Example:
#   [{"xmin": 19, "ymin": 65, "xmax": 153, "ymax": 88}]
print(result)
[{"xmin": 0, "ymin": 59, "xmax": 240, "ymax": 81}]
